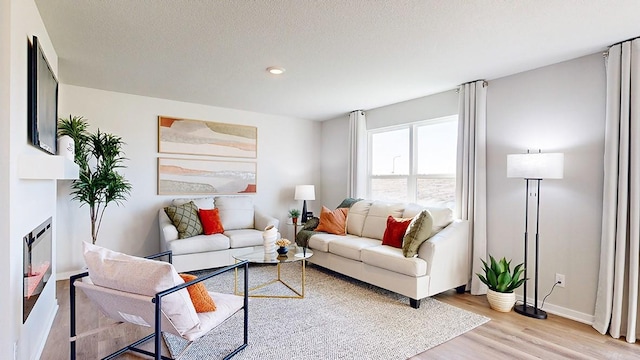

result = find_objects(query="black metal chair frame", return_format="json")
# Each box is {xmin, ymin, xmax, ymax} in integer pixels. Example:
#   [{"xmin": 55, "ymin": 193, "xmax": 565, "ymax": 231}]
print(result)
[{"xmin": 70, "ymin": 250, "xmax": 249, "ymax": 360}]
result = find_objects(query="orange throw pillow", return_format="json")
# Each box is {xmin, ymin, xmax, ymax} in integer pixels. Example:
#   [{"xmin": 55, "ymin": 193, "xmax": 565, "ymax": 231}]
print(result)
[
  {"xmin": 315, "ymin": 206, "xmax": 348, "ymax": 235},
  {"xmin": 382, "ymin": 216, "xmax": 412, "ymax": 249},
  {"xmin": 199, "ymin": 208, "xmax": 224, "ymax": 235},
  {"xmin": 179, "ymin": 273, "xmax": 217, "ymax": 313}
]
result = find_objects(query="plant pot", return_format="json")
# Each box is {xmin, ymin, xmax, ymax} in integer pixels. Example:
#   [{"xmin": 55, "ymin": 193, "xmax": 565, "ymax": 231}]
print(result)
[
  {"xmin": 486, "ymin": 289, "xmax": 515, "ymax": 312},
  {"xmin": 277, "ymin": 246, "xmax": 288, "ymax": 255}
]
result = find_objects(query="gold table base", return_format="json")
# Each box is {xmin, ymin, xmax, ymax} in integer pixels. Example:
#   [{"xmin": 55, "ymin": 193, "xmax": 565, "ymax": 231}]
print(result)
[{"xmin": 234, "ymin": 258, "xmax": 306, "ymax": 299}]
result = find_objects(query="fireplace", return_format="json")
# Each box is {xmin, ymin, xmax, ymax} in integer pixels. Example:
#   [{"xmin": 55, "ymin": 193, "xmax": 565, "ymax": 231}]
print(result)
[{"xmin": 23, "ymin": 217, "xmax": 52, "ymax": 323}]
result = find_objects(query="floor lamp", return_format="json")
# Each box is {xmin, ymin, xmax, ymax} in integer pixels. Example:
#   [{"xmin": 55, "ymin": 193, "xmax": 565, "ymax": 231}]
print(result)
[{"xmin": 507, "ymin": 151, "xmax": 564, "ymax": 320}]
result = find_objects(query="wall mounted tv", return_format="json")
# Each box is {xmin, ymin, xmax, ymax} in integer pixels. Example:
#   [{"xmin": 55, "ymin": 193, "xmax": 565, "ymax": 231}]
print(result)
[{"xmin": 28, "ymin": 35, "xmax": 58, "ymax": 155}]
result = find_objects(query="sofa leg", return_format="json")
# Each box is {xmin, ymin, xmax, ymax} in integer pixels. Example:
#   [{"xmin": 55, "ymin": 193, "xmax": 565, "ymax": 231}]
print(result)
[
  {"xmin": 456, "ymin": 285, "xmax": 466, "ymax": 294},
  {"xmin": 410, "ymin": 298, "xmax": 421, "ymax": 309}
]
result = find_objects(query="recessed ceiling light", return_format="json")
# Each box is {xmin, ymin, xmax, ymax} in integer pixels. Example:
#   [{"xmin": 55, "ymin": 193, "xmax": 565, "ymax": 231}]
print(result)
[{"xmin": 266, "ymin": 66, "xmax": 285, "ymax": 75}]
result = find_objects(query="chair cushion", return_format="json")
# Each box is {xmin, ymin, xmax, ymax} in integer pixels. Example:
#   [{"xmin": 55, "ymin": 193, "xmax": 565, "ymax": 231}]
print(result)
[
  {"xmin": 315, "ymin": 206, "xmax": 348, "ymax": 235},
  {"xmin": 346, "ymin": 200, "xmax": 373, "ymax": 236},
  {"xmin": 179, "ymin": 273, "xmax": 217, "ymax": 313},
  {"xmin": 181, "ymin": 292, "xmax": 244, "ymax": 342},
  {"xmin": 172, "ymin": 197, "xmax": 214, "ymax": 210},
  {"xmin": 402, "ymin": 210, "xmax": 434, "ymax": 257},
  {"xmin": 166, "ymin": 234, "xmax": 230, "ymax": 255},
  {"xmin": 83, "ymin": 242, "xmax": 200, "ymax": 336},
  {"xmin": 361, "ymin": 245, "xmax": 428, "ymax": 277},
  {"xmin": 164, "ymin": 201, "xmax": 203, "ymax": 239},
  {"xmin": 224, "ymin": 229, "xmax": 264, "ymax": 248},
  {"xmin": 215, "ymin": 196, "xmax": 255, "ymax": 230},
  {"xmin": 361, "ymin": 201, "xmax": 404, "ymax": 240},
  {"xmin": 199, "ymin": 208, "xmax": 224, "ymax": 235}
]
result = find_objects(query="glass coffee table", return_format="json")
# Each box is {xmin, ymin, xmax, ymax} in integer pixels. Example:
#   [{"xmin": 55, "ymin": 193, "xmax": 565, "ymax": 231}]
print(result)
[{"xmin": 233, "ymin": 247, "xmax": 313, "ymax": 299}]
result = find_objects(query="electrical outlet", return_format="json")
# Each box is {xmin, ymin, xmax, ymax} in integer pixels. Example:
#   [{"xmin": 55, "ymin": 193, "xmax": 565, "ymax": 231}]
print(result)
[{"xmin": 555, "ymin": 273, "xmax": 565, "ymax": 288}]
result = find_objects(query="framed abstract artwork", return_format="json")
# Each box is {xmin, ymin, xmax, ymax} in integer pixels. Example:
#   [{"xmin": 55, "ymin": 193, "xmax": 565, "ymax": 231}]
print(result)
[
  {"xmin": 158, "ymin": 157, "xmax": 257, "ymax": 195},
  {"xmin": 158, "ymin": 116, "xmax": 257, "ymax": 158}
]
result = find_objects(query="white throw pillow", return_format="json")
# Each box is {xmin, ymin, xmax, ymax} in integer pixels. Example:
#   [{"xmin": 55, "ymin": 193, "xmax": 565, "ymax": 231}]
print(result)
[
  {"xmin": 214, "ymin": 196, "xmax": 255, "ymax": 230},
  {"xmin": 172, "ymin": 197, "xmax": 214, "ymax": 210},
  {"xmin": 82, "ymin": 242, "xmax": 200, "ymax": 336}
]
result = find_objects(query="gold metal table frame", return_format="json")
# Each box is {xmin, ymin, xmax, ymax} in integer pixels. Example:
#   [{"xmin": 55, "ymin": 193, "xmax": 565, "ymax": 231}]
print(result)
[{"xmin": 233, "ymin": 248, "xmax": 312, "ymax": 299}]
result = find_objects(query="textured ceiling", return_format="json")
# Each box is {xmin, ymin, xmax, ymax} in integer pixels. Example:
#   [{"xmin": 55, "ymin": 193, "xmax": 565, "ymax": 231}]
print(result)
[{"xmin": 35, "ymin": 0, "xmax": 640, "ymax": 121}]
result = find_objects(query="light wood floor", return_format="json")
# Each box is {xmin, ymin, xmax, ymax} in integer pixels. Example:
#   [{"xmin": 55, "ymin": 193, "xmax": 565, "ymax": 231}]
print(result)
[{"xmin": 42, "ymin": 278, "xmax": 639, "ymax": 360}]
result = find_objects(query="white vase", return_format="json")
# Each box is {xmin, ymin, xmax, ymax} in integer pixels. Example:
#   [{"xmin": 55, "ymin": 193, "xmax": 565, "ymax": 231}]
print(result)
[
  {"xmin": 486, "ymin": 289, "xmax": 516, "ymax": 312},
  {"xmin": 262, "ymin": 225, "xmax": 278, "ymax": 255},
  {"xmin": 58, "ymin": 135, "xmax": 75, "ymax": 161}
]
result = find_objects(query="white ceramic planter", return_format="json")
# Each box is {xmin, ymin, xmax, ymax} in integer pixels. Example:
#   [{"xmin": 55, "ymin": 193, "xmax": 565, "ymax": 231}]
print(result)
[{"xmin": 486, "ymin": 289, "xmax": 516, "ymax": 312}]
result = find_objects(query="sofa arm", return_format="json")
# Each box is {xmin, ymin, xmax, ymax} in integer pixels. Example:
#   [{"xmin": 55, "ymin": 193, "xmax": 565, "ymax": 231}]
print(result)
[
  {"xmin": 158, "ymin": 209, "xmax": 178, "ymax": 252},
  {"xmin": 417, "ymin": 219, "xmax": 470, "ymax": 296},
  {"xmin": 254, "ymin": 208, "xmax": 279, "ymax": 232}
]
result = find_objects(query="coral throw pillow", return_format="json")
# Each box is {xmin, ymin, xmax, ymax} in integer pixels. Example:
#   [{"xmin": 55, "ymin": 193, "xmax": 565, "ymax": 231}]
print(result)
[
  {"xmin": 199, "ymin": 208, "xmax": 224, "ymax": 235},
  {"xmin": 381, "ymin": 216, "xmax": 413, "ymax": 249},
  {"xmin": 179, "ymin": 273, "xmax": 217, "ymax": 313},
  {"xmin": 315, "ymin": 206, "xmax": 348, "ymax": 235}
]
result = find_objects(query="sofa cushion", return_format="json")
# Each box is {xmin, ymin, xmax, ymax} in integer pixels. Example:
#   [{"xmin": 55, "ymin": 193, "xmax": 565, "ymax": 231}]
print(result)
[
  {"xmin": 402, "ymin": 210, "xmax": 434, "ymax": 257},
  {"xmin": 215, "ymin": 196, "xmax": 255, "ymax": 230},
  {"xmin": 403, "ymin": 203, "xmax": 453, "ymax": 234},
  {"xmin": 224, "ymin": 229, "xmax": 264, "ymax": 248},
  {"xmin": 381, "ymin": 216, "xmax": 413, "ymax": 248},
  {"xmin": 315, "ymin": 206, "xmax": 348, "ymax": 235},
  {"xmin": 199, "ymin": 208, "xmax": 224, "ymax": 235},
  {"xmin": 164, "ymin": 201, "xmax": 203, "ymax": 239},
  {"xmin": 328, "ymin": 237, "xmax": 381, "ymax": 261},
  {"xmin": 172, "ymin": 197, "xmax": 215, "ymax": 210},
  {"xmin": 361, "ymin": 245, "xmax": 428, "ymax": 277},
  {"xmin": 361, "ymin": 201, "xmax": 405, "ymax": 240},
  {"xmin": 166, "ymin": 234, "xmax": 230, "ymax": 255},
  {"xmin": 83, "ymin": 242, "xmax": 200, "ymax": 336},
  {"xmin": 346, "ymin": 200, "xmax": 373, "ymax": 236},
  {"xmin": 307, "ymin": 233, "xmax": 353, "ymax": 253}
]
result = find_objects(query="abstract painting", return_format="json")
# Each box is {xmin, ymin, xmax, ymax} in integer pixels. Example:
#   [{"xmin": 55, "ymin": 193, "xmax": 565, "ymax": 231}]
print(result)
[
  {"xmin": 158, "ymin": 116, "xmax": 257, "ymax": 158},
  {"xmin": 158, "ymin": 157, "xmax": 257, "ymax": 195}
]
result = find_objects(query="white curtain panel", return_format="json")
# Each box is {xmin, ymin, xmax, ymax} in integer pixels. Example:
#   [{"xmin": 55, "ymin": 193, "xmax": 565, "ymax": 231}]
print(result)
[
  {"xmin": 455, "ymin": 80, "xmax": 488, "ymax": 295},
  {"xmin": 348, "ymin": 110, "xmax": 367, "ymax": 199},
  {"xmin": 593, "ymin": 38, "xmax": 640, "ymax": 343}
]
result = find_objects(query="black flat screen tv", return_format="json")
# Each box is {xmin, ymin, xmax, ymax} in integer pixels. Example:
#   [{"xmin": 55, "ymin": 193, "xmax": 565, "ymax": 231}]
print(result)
[{"xmin": 28, "ymin": 35, "xmax": 58, "ymax": 155}]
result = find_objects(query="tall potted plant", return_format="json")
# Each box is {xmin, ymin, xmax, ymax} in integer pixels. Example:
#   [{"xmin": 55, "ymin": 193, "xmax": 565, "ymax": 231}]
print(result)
[
  {"xmin": 476, "ymin": 256, "xmax": 526, "ymax": 312},
  {"xmin": 58, "ymin": 115, "xmax": 132, "ymax": 244}
]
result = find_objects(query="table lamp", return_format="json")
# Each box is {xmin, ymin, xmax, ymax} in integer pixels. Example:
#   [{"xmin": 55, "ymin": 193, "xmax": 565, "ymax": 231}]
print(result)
[{"xmin": 294, "ymin": 185, "xmax": 315, "ymax": 223}]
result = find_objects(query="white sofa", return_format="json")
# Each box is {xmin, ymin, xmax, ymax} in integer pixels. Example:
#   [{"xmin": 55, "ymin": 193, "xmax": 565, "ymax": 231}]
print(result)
[
  {"xmin": 159, "ymin": 196, "xmax": 279, "ymax": 272},
  {"xmin": 304, "ymin": 200, "xmax": 470, "ymax": 308}
]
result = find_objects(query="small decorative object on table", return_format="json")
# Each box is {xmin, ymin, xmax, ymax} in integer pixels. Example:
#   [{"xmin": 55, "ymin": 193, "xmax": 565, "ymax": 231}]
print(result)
[
  {"xmin": 276, "ymin": 238, "xmax": 291, "ymax": 255},
  {"xmin": 288, "ymin": 209, "xmax": 300, "ymax": 225}
]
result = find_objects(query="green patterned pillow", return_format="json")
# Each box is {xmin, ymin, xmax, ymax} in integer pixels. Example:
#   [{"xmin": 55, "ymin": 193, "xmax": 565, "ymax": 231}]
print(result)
[
  {"xmin": 402, "ymin": 210, "xmax": 433, "ymax": 257},
  {"xmin": 164, "ymin": 201, "xmax": 203, "ymax": 239}
]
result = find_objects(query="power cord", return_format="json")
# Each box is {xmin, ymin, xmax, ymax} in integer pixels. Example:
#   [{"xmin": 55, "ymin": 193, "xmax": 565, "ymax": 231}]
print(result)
[{"xmin": 514, "ymin": 280, "xmax": 561, "ymax": 308}]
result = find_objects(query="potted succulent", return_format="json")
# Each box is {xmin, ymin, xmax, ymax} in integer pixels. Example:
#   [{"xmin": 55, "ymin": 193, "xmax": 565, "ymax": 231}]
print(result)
[
  {"xmin": 476, "ymin": 256, "xmax": 526, "ymax": 312},
  {"xmin": 288, "ymin": 209, "xmax": 301, "ymax": 224},
  {"xmin": 58, "ymin": 115, "xmax": 132, "ymax": 244}
]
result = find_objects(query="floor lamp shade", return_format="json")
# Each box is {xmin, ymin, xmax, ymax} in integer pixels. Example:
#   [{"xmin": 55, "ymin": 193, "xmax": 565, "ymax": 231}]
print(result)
[
  {"xmin": 507, "ymin": 153, "xmax": 564, "ymax": 179},
  {"xmin": 508, "ymin": 151, "xmax": 564, "ymax": 320},
  {"xmin": 294, "ymin": 185, "xmax": 315, "ymax": 223}
]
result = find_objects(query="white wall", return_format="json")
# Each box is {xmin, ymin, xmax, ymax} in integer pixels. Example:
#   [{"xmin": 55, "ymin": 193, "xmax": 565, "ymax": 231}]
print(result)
[
  {"xmin": 320, "ymin": 90, "xmax": 458, "ymax": 208},
  {"xmin": 57, "ymin": 85, "xmax": 322, "ymax": 274},
  {"xmin": 4, "ymin": 0, "xmax": 61, "ymax": 358},
  {"xmin": 486, "ymin": 53, "xmax": 605, "ymax": 321}
]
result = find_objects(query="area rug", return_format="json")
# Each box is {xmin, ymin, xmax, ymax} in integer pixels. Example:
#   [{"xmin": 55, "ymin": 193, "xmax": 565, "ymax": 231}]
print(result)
[{"xmin": 164, "ymin": 263, "xmax": 489, "ymax": 359}]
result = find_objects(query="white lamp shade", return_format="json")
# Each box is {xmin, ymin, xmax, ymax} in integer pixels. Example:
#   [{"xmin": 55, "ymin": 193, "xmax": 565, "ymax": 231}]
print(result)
[
  {"xmin": 507, "ymin": 153, "xmax": 564, "ymax": 179},
  {"xmin": 294, "ymin": 185, "xmax": 315, "ymax": 200}
]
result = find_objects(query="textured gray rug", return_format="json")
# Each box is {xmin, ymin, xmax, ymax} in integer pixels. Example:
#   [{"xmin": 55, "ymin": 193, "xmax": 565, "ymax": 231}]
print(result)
[{"xmin": 164, "ymin": 263, "xmax": 489, "ymax": 359}]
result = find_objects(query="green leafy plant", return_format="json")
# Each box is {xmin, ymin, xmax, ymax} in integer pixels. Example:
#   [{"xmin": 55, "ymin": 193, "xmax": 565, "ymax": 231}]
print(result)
[
  {"xmin": 58, "ymin": 115, "xmax": 132, "ymax": 244},
  {"xmin": 288, "ymin": 209, "xmax": 301, "ymax": 218},
  {"xmin": 476, "ymin": 256, "xmax": 526, "ymax": 293}
]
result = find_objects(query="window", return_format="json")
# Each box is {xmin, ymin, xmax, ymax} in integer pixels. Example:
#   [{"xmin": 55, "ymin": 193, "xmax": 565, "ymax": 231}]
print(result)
[{"xmin": 368, "ymin": 115, "xmax": 458, "ymax": 205}]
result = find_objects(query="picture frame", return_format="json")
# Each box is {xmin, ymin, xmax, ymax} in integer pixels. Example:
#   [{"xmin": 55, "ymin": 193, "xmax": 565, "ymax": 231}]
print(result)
[
  {"xmin": 158, "ymin": 116, "xmax": 257, "ymax": 158},
  {"xmin": 157, "ymin": 157, "xmax": 257, "ymax": 195}
]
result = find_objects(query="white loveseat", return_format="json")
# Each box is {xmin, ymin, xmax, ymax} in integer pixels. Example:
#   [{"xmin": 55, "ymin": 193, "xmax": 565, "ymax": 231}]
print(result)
[
  {"xmin": 159, "ymin": 196, "xmax": 279, "ymax": 272},
  {"xmin": 304, "ymin": 200, "xmax": 470, "ymax": 308}
]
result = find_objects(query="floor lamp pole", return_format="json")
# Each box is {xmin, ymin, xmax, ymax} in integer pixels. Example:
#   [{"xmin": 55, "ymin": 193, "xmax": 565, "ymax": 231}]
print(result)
[{"xmin": 514, "ymin": 178, "xmax": 548, "ymax": 319}]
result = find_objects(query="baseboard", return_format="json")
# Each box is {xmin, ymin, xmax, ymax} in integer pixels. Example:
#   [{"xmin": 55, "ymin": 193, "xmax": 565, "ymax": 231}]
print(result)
[
  {"xmin": 57, "ymin": 268, "xmax": 86, "ymax": 282},
  {"xmin": 516, "ymin": 294, "xmax": 594, "ymax": 325},
  {"xmin": 33, "ymin": 301, "xmax": 59, "ymax": 360}
]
